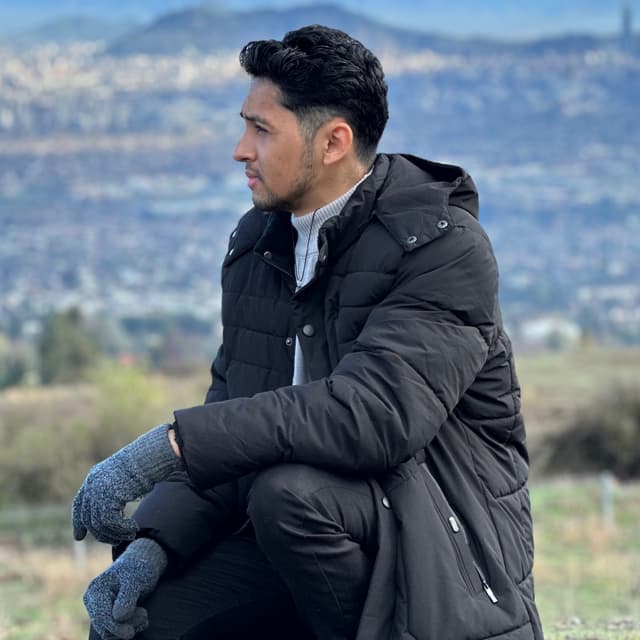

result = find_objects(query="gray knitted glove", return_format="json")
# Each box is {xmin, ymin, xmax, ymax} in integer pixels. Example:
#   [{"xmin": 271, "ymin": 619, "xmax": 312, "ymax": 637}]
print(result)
[
  {"xmin": 85, "ymin": 537, "xmax": 168, "ymax": 640},
  {"xmin": 72, "ymin": 423, "xmax": 182, "ymax": 544}
]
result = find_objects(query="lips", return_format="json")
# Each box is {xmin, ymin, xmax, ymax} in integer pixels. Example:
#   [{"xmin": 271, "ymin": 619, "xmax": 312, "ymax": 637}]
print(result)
[{"xmin": 245, "ymin": 170, "xmax": 259, "ymax": 189}]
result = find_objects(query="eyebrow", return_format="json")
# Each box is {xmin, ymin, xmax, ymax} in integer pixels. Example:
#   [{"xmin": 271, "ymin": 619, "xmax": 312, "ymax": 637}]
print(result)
[{"xmin": 240, "ymin": 111, "xmax": 271, "ymax": 127}]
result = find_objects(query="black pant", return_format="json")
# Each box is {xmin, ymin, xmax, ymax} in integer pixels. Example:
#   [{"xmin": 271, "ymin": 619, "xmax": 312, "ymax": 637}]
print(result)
[{"xmin": 89, "ymin": 464, "xmax": 378, "ymax": 640}]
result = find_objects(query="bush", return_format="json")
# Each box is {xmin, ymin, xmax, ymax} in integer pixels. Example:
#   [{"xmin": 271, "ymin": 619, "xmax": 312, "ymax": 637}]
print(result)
[
  {"xmin": 0, "ymin": 361, "xmax": 171, "ymax": 505},
  {"xmin": 0, "ymin": 414, "xmax": 91, "ymax": 503},
  {"xmin": 541, "ymin": 384, "xmax": 640, "ymax": 480},
  {"xmin": 87, "ymin": 361, "xmax": 170, "ymax": 460}
]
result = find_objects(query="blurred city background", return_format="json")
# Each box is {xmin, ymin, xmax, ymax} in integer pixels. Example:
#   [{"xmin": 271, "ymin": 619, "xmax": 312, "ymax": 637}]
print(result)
[{"xmin": 0, "ymin": 1, "xmax": 639, "ymax": 638}]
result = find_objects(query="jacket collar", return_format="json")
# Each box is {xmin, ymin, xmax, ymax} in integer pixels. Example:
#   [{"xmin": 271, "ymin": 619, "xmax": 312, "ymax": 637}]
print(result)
[
  {"xmin": 312, "ymin": 153, "xmax": 479, "ymax": 259},
  {"xmin": 229, "ymin": 153, "xmax": 479, "ymax": 272},
  {"xmin": 372, "ymin": 154, "xmax": 478, "ymax": 252}
]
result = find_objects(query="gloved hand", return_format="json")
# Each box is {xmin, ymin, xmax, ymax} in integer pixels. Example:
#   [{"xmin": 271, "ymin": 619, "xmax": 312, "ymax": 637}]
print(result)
[
  {"xmin": 72, "ymin": 423, "xmax": 183, "ymax": 544},
  {"xmin": 85, "ymin": 537, "xmax": 168, "ymax": 640}
]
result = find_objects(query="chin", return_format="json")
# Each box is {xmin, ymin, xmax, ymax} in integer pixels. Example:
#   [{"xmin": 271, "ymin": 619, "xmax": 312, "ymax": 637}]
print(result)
[
  {"xmin": 253, "ymin": 195, "xmax": 286, "ymax": 213},
  {"xmin": 253, "ymin": 199, "xmax": 273, "ymax": 212}
]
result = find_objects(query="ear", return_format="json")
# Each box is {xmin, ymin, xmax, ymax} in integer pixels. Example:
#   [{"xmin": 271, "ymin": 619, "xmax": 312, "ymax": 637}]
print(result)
[{"xmin": 320, "ymin": 119, "xmax": 355, "ymax": 166}]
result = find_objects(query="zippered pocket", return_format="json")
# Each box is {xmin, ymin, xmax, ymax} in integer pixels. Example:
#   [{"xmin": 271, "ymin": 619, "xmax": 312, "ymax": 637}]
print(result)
[
  {"xmin": 473, "ymin": 561, "xmax": 499, "ymax": 603},
  {"xmin": 419, "ymin": 462, "xmax": 498, "ymax": 603}
]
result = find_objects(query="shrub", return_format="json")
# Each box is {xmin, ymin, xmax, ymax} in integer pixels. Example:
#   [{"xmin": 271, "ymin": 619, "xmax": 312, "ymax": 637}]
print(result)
[
  {"xmin": 87, "ymin": 361, "xmax": 170, "ymax": 460},
  {"xmin": 0, "ymin": 361, "xmax": 171, "ymax": 505},
  {"xmin": 541, "ymin": 384, "xmax": 640, "ymax": 480}
]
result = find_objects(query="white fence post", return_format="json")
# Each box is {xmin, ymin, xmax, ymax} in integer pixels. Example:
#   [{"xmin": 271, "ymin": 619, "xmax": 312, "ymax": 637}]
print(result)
[
  {"xmin": 73, "ymin": 538, "xmax": 88, "ymax": 573},
  {"xmin": 600, "ymin": 471, "xmax": 615, "ymax": 530}
]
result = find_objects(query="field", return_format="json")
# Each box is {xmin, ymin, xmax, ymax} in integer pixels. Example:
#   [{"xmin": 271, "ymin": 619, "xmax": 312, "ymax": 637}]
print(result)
[
  {"xmin": 0, "ymin": 346, "xmax": 639, "ymax": 639},
  {"xmin": 0, "ymin": 479, "xmax": 638, "ymax": 639},
  {"xmin": 533, "ymin": 478, "xmax": 640, "ymax": 639}
]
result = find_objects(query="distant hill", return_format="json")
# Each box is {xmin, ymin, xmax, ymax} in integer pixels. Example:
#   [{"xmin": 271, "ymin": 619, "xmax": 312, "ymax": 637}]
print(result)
[
  {"xmin": 104, "ymin": 4, "xmax": 621, "ymax": 57},
  {"xmin": 1, "ymin": 17, "xmax": 134, "ymax": 45},
  {"xmin": 0, "ymin": 2, "xmax": 637, "ymax": 346},
  {"xmin": 1, "ymin": 2, "xmax": 633, "ymax": 53},
  {"xmin": 105, "ymin": 4, "xmax": 451, "ymax": 56},
  {"xmin": 0, "ymin": 0, "xmax": 191, "ymax": 33},
  {"xmin": 0, "ymin": 0, "xmax": 631, "ymax": 39}
]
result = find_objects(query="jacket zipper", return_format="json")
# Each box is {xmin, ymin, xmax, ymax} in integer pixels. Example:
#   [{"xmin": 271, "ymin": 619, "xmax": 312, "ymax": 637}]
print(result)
[
  {"xmin": 443, "ymin": 512, "xmax": 499, "ymax": 604},
  {"xmin": 474, "ymin": 562, "xmax": 499, "ymax": 604},
  {"xmin": 442, "ymin": 513, "xmax": 477, "ymax": 593},
  {"xmin": 419, "ymin": 462, "xmax": 498, "ymax": 602},
  {"xmin": 423, "ymin": 481, "xmax": 476, "ymax": 593}
]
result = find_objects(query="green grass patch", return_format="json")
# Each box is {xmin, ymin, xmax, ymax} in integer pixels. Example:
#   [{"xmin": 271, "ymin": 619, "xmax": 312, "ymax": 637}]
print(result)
[
  {"xmin": 0, "ymin": 479, "xmax": 638, "ymax": 639},
  {"xmin": 533, "ymin": 478, "xmax": 640, "ymax": 635}
]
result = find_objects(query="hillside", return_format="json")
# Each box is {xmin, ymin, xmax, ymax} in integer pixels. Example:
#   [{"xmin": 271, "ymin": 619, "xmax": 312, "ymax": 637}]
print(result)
[
  {"xmin": 103, "ymin": 4, "xmax": 625, "ymax": 56},
  {"xmin": 0, "ymin": 4, "xmax": 638, "ymax": 347},
  {"xmin": 0, "ymin": 0, "xmax": 633, "ymax": 38}
]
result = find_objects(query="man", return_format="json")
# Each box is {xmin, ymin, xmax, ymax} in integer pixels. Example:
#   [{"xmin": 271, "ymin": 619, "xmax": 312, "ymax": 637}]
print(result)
[{"xmin": 73, "ymin": 25, "xmax": 543, "ymax": 640}]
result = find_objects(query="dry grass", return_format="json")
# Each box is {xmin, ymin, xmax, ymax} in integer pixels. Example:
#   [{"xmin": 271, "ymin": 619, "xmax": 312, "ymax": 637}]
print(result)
[
  {"xmin": 0, "ymin": 348, "xmax": 639, "ymax": 637},
  {"xmin": 533, "ymin": 478, "xmax": 640, "ymax": 639},
  {"xmin": 516, "ymin": 346, "xmax": 640, "ymax": 440},
  {"xmin": 0, "ymin": 480, "xmax": 639, "ymax": 639},
  {"xmin": 0, "ymin": 544, "xmax": 111, "ymax": 640}
]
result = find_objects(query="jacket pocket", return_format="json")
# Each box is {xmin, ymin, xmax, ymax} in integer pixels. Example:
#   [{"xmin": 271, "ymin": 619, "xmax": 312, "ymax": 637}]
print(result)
[{"xmin": 418, "ymin": 461, "xmax": 485, "ymax": 596}]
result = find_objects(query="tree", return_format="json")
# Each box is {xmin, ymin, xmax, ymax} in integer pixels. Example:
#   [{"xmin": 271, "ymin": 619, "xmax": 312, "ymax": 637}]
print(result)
[
  {"xmin": 0, "ymin": 335, "xmax": 31, "ymax": 389},
  {"xmin": 37, "ymin": 308, "xmax": 101, "ymax": 384}
]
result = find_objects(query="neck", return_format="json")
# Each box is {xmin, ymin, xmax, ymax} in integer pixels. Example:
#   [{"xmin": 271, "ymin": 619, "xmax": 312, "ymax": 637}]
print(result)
[{"xmin": 292, "ymin": 162, "xmax": 368, "ymax": 217}]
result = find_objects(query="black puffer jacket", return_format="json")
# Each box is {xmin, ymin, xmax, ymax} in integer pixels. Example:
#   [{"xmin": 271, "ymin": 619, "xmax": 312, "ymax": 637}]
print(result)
[{"xmin": 136, "ymin": 154, "xmax": 543, "ymax": 640}]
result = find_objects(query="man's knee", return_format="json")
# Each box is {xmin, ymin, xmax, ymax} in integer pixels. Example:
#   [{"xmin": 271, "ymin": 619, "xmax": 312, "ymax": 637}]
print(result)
[
  {"xmin": 248, "ymin": 464, "xmax": 376, "ymax": 556},
  {"xmin": 249, "ymin": 463, "xmax": 346, "ymax": 555},
  {"xmin": 248, "ymin": 464, "xmax": 315, "ymax": 530}
]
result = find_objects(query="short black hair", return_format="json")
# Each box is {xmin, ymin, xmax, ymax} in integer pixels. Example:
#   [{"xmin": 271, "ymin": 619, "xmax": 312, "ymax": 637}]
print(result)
[{"xmin": 239, "ymin": 25, "xmax": 389, "ymax": 164}]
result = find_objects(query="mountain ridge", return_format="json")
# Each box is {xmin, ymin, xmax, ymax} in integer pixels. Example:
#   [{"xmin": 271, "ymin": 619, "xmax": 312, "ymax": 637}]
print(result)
[
  {"xmin": 2, "ymin": 17, "xmax": 135, "ymax": 45},
  {"xmin": 103, "ymin": 4, "xmax": 623, "ymax": 57},
  {"xmin": 0, "ymin": 0, "xmax": 630, "ymax": 38}
]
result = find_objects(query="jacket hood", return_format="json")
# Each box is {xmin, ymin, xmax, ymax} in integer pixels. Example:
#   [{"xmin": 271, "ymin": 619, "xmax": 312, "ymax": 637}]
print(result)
[
  {"xmin": 376, "ymin": 153, "xmax": 479, "ymax": 220},
  {"xmin": 351, "ymin": 153, "xmax": 479, "ymax": 254}
]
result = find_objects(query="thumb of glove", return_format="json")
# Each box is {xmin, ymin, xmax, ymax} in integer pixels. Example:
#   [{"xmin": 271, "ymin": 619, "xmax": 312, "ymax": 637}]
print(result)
[
  {"xmin": 126, "ymin": 606, "xmax": 149, "ymax": 633},
  {"xmin": 71, "ymin": 487, "xmax": 88, "ymax": 541},
  {"xmin": 112, "ymin": 584, "xmax": 142, "ymax": 622},
  {"xmin": 73, "ymin": 521, "xmax": 87, "ymax": 541}
]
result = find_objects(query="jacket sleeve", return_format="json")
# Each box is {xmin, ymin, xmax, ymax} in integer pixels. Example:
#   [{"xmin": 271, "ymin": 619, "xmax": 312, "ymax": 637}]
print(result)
[
  {"xmin": 173, "ymin": 226, "xmax": 498, "ymax": 490},
  {"xmin": 131, "ymin": 345, "xmax": 236, "ymax": 568}
]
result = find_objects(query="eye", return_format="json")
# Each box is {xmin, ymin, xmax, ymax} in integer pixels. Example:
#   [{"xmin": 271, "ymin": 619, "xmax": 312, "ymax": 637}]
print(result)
[{"xmin": 254, "ymin": 123, "xmax": 267, "ymax": 134}]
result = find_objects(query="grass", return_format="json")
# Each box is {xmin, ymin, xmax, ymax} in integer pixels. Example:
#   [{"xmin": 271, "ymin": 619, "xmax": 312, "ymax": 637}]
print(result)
[
  {"xmin": 533, "ymin": 479, "xmax": 640, "ymax": 639},
  {"xmin": 0, "ymin": 479, "xmax": 639, "ymax": 639},
  {"xmin": 0, "ymin": 542, "xmax": 111, "ymax": 639},
  {"xmin": 0, "ymin": 346, "xmax": 639, "ymax": 638},
  {"xmin": 546, "ymin": 623, "xmax": 640, "ymax": 640}
]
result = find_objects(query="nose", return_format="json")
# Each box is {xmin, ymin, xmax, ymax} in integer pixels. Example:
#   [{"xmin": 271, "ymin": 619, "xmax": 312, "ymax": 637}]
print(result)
[{"xmin": 233, "ymin": 129, "xmax": 255, "ymax": 163}]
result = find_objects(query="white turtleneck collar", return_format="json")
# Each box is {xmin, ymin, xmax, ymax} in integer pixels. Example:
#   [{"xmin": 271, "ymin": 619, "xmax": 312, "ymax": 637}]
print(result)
[
  {"xmin": 290, "ymin": 169, "xmax": 371, "ymax": 386},
  {"xmin": 290, "ymin": 170, "xmax": 372, "ymax": 289}
]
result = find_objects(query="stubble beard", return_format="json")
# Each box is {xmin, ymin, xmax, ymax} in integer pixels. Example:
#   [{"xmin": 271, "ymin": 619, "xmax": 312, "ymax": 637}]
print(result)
[{"xmin": 252, "ymin": 144, "xmax": 315, "ymax": 213}]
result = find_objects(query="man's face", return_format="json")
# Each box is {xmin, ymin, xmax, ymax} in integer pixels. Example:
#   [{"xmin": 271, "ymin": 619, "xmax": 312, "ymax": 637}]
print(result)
[{"xmin": 233, "ymin": 79, "xmax": 317, "ymax": 214}]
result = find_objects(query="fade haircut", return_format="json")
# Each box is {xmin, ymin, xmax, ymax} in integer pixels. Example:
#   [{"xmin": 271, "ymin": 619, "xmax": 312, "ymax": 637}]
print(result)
[{"xmin": 239, "ymin": 25, "xmax": 389, "ymax": 165}]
